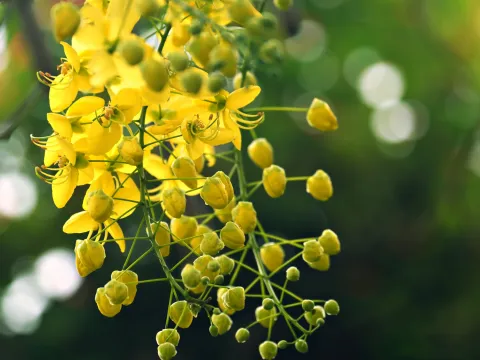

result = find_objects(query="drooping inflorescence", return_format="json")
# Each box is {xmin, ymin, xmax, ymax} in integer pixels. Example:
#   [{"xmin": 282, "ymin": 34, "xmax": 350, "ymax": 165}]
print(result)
[{"xmin": 36, "ymin": 1, "xmax": 341, "ymax": 359}]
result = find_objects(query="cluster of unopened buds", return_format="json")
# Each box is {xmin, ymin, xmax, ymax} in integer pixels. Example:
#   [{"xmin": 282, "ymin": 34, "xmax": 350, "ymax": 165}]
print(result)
[{"xmin": 33, "ymin": 0, "xmax": 342, "ymax": 358}]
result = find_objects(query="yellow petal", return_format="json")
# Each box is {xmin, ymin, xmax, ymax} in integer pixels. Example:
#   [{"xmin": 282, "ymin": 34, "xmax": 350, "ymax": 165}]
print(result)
[
  {"xmin": 106, "ymin": 0, "xmax": 140, "ymax": 42},
  {"xmin": 67, "ymin": 96, "xmax": 105, "ymax": 118},
  {"xmin": 86, "ymin": 122, "xmax": 122, "ymax": 155},
  {"xmin": 77, "ymin": 163, "xmax": 94, "ymax": 186},
  {"xmin": 226, "ymin": 86, "xmax": 261, "ymax": 110},
  {"xmin": 52, "ymin": 166, "xmax": 78, "ymax": 208},
  {"xmin": 60, "ymin": 41, "xmax": 80, "ymax": 72},
  {"xmin": 223, "ymin": 111, "xmax": 242, "ymax": 150},
  {"xmin": 204, "ymin": 145, "xmax": 216, "ymax": 167},
  {"xmin": 144, "ymin": 153, "xmax": 172, "ymax": 179},
  {"xmin": 186, "ymin": 138, "xmax": 205, "ymax": 160},
  {"xmin": 44, "ymin": 137, "xmax": 60, "ymax": 167},
  {"xmin": 47, "ymin": 113, "xmax": 73, "ymax": 140},
  {"xmin": 112, "ymin": 186, "xmax": 140, "ymax": 219},
  {"xmin": 111, "ymin": 88, "xmax": 142, "ymax": 124},
  {"xmin": 56, "ymin": 137, "xmax": 77, "ymax": 165},
  {"xmin": 104, "ymin": 219, "xmax": 126, "ymax": 252},
  {"xmin": 49, "ymin": 74, "xmax": 78, "ymax": 112},
  {"xmin": 63, "ymin": 210, "xmax": 99, "ymax": 233},
  {"xmin": 203, "ymin": 128, "xmax": 234, "ymax": 146}
]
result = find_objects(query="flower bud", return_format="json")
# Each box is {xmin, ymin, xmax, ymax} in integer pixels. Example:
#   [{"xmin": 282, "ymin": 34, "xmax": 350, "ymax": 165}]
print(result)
[
  {"xmin": 259, "ymin": 39, "xmax": 284, "ymax": 64},
  {"xmin": 295, "ymin": 339, "xmax": 308, "ymax": 354},
  {"xmin": 191, "ymin": 225, "xmax": 211, "ymax": 254},
  {"xmin": 169, "ymin": 301, "xmax": 194, "ymax": 328},
  {"xmin": 171, "ymin": 156, "xmax": 198, "ymax": 189},
  {"xmin": 200, "ymin": 231, "xmax": 224, "ymax": 255},
  {"xmin": 189, "ymin": 19, "xmax": 204, "ymax": 35},
  {"xmin": 248, "ymin": 138, "xmax": 274, "ymax": 169},
  {"xmin": 118, "ymin": 137, "xmax": 143, "ymax": 165},
  {"xmin": 214, "ymin": 274, "xmax": 224, "ymax": 285},
  {"xmin": 119, "ymin": 38, "xmax": 145, "ymax": 66},
  {"xmin": 104, "ymin": 279, "xmax": 129, "ymax": 305},
  {"xmin": 255, "ymin": 306, "xmax": 277, "ymax": 328},
  {"xmin": 222, "ymin": 286, "xmax": 245, "ymax": 311},
  {"xmin": 215, "ymin": 255, "xmax": 235, "ymax": 275},
  {"xmin": 187, "ymin": 32, "xmax": 217, "ymax": 67},
  {"xmin": 217, "ymin": 288, "xmax": 235, "ymax": 315},
  {"xmin": 201, "ymin": 276, "xmax": 210, "ymax": 285},
  {"xmin": 180, "ymin": 68, "xmax": 203, "ymax": 94},
  {"xmin": 87, "ymin": 189, "xmax": 114, "ymax": 223},
  {"xmin": 213, "ymin": 308, "xmax": 221, "ymax": 315},
  {"xmin": 194, "ymin": 255, "xmax": 219, "ymax": 282},
  {"xmin": 51, "ymin": 2, "xmax": 80, "ymax": 42},
  {"xmin": 156, "ymin": 328, "xmax": 180, "ymax": 346},
  {"xmin": 207, "ymin": 259, "xmax": 221, "ymax": 272},
  {"xmin": 232, "ymin": 201, "xmax": 257, "ymax": 233},
  {"xmin": 302, "ymin": 239, "xmax": 324, "ymax": 263},
  {"xmin": 319, "ymin": 229, "xmax": 340, "ymax": 255},
  {"xmin": 259, "ymin": 341, "xmax": 278, "ymax": 360},
  {"xmin": 157, "ymin": 342, "xmax": 177, "ymax": 360},
  {"xmin": 209, "ymin": 324, "xmax": 219, "ymax": 337},
  {"xmin": 277, "ymin": 340, "xmax": 288, "ymax": 349},
  {"xmin": 286, "ymin": 266, "xmax": 300, "ymax": 282},
  {"xmin": 228, "ymin": 0, "xmax": 262, "ymax": 26},
  {"xmin": 306, "ymin": 170, "xmax": 333, "ymax": 201},
  {"xmin": 207, "ymin": 72, "xmax": 227, "ymax": 93},
  {"xmin": 208, "ymin": 44, "xmax": 237, "ymax": 77},
  {"xmin": 213, "ymin": 171, "xmax": 234, "ymax": 202},
  {"xmin": 95, "ymin": 287, "xmax": 122, "ymax": 317},
  {"xmin": 151, "ymin": 221, "xmax": 171, "ymax": 256},
  {"xmin": 262, "ymin": 298, "xmax": 275, "ymax": 311},
  {"xmin": 262, "ymin": 165, "xmax": 287, "ymax": 198},
  {"xmin": 220, "ymin": 221, "xmax": 245, "ymax": 249},
  {"xmin": 200, "ymin": 177, "xmax": 229, "ymax": 209},
  {"xmin": 324, "ymin": 299, "xmax": 340, "ymax": 315},
  {"xmin": 260, "ymin": 243, "xmax": 284, "ymax": 272},
  {"xmin": 233, "ymin": 71, "xmax": 257, "ymax": 90},
  {"xmin": 141, "ymin": 58, "xmax": 169, "ymax": 92},
  {"xmin": 167, "ymin": 51, "xmax": 190, "ymax": 72},
  {"xmin": 215, "ymin": 198, "xmax": 236, "ymax": 223},
  {"xmin": 306, "ymin": 98, "xmax": 338, "ymax": 132},
  {"xmin": 162, "ymin": 188, "xmax": 186, "ymax": 218},
  {"xmin": 302, "ymin": 300, "xmax": 315, "ymax": 312},
  {"xmin": 181, "ymin": 264, "xmax": 202, "ymax": 289},
  {"xmin": 136, "ymin": 0, "xmax": 159, "ymax": 17},
  {"xmin": 235, "ymin": 328, "xmax": 250, "ymax": 343},
  {"xmin": 111, "ymin": 270, "xmax": 138, "ymax": 306},
  {"xmin": 308, "ymin": 254, "xmax": 330, "ymax": 271},
  {"xmin": 211, "ymin": 313, "xmax": 233, "ymax": 335},
  {"xmin": 75, "ymin": 239, "xmax": 105, "ymax": 277},
  {"xmin": 274, "ymin": 0, "xmax": 293, "ymax": 11},
  {"xmin": 171, "ymin": 216, "xmax": 198, "ymax": 246},
  {"xmin": 304, "ymin": 305, "xmax": 325, "ymax": 326}
]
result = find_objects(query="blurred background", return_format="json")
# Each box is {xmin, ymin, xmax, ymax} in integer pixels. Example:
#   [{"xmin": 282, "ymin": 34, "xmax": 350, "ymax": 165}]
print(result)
[{"xmin": 1, "ymin": 0, "xmax": 479, "ymax": 359}]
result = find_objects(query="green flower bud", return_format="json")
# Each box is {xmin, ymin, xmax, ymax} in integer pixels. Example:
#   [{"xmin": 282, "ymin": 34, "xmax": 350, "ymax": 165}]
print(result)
[
  {"xmin": 277, "ymin": 340, "xmax": 288, "ymax": 349},
  {"xmin": 208, "ymin": 44, "xmax": 237, "ymax": 77},
  {"xmin": 51, "ymin": 2, "xmax": 80, "ymax": 42},
  {"xmin": 308, "ymin": 254, "xmax": 330, "ymax": 271},
  {"xmin": 157, "ymin": 342, "xmax": 177, "ymax": 360},
  {"xmin": 87, "ymin": 189, "xmax": 114, "ymax": 223},
  {"xmin": 118, "ymin": 136, "xmax": 143, "ymax": 165},
  {"xmin": 111, "ymin": 270, "xmax": 138, "ymax": 306},
  {"xmin": 222, "ymin": 286, "xmax": 245, "ymax": 311},
  {"xmin": 262, "ymin": 165, "xmax": 287, "ymax": 198},
  {"xmin": 180, "ymin": 68, "xmax": 203, "ymax": 94},
  {"xmin": 213, "ymin": 307, "xmax": 222, "ymax": 315},
  {"xmin": 141, "ymin": 58, "xmax": 169, "ymax": 92},
  {"xmin": 167, "ymin": 51, "xmax": 190, "ymax": 72},
  {"xmin": 255, "ymin": 306, "xmax": 277, "ymax": 328},
  {"xmin": 171, "ymin": 216, "xmax": 198, "ymax": 246},
  {"xmin": 220, "ymin": 221, "xmax": 245, "ymax": 250},
  {"xmin": 156, "ymin": 328, "xmax": 180, "ymax": 346},
  {"xmin": 162, "ymin": 187, "xmax": 186, "ymax": 218},
  {"xmin": 259, "ymin": 341, "xmax": 278, "ymax": 360},
  {"xmin": 181, "ymin": 264, "xmax": 202, "ymax": 289},
  {"xmin": 104, "ymin": 279, "xmax": 129, "ymax": 305},
  {"xmin": 119, "ymin": 38, "xmax": 145, "ymax": 66},
  {"xmin": 235, "ymin": 328, "xmax": 250, "ymax": 343},
  {"xmin": 207, "ymin": 259, "xmax": 220, "ymax": 273},
  {"xmin": 232, "ymin": 201, "xmax": 257, "ymax": 233},
  {"xmin": 171, "ymin": 156, "xmax": 198, "ymax": 189},
  {"xmin": 211, "ymin": 313, "xmax": 233, "ymax": 335},
  {"xmin": 200, "ymin": 176, "xmax": 230, "ymax": 209},
  {"xmin": 214, "ymin": 274, "xmax": 224, "ymax": 285},
  {"xmin": 136, "ymin": 0, "xmax": 159, "ymax": 17},
  {"xmin": 319, "ymin": 229, "xmax": 341, "ymax": 255},
  {"xmin": 286, "ymin": 266, "xmax": 300, "ymax": 282},
  {"xmin": 304, "ymin": 305, "xmax": 325, "ymax": 326},
  {"xmin": 302, "ymin": 299, "xmax": 315, "ymax": 312},
  {"xmin": 248, "ymin": 138, "xmax": 274, "ymax": 169},
  {"xmin": 169, "ymin": 301, "xmax": 194, "ymax": 329},
  {"xmin": 201, "ymin": 276, "xmax": 210, "ymax": 285},
  {"xmin": 187, "ymin": 32, "xmax": 217, "ymax": 67},
  {"xmin": 233, "ymin": 71, "xmax": 257, "ymax": 90},
  {"xmin": 75, "ymin": 239, "xmax": 105, "ymax": 277},
  {"xmin": 302, "ymin": 239, "xmax": 324, "ymax": 263},
  {"xmin": 215, "ymin": 198, "xmax": 236, "ymax": 223},
  {"xmin": 151, "ymin": 221, "xmax": 171, "ymax": 256},
  {"xmin": 200, "ymin": 232, "xmax": 224, "ymax": 256},
  {"xmin": 209, "ymin": 324, "xmax": 219, "ymax": 337},
  {"xmin": 189, "ymin": 19, "xmax": 204, "ymax": 35},
  {"xmin": 260, "ymin": 243, "xmax": 284, "ymax": 272},
  {"xmin": 207, "ymin": 72, "xmax": 227, "ymax": 93},
  {"xmin": 262, "ymin": 298, "xmax": 275, "ymax": 311},
  {"xmin": 194, "ymin": 255, "xmax": 219, "ymax": 282},
  {"xmin": 190, "ymin": 303, "xmax": 202, "ymax": 317},
  {"xmin": 95, "ymin": 287, "xmax": 122, "ymax": 318},
  {"xmin": 307, "ymin": 98, "xmax": 338, "ymax": 132},
  {"xmin": 324, "ymin": 299, "xmax": 340, "ymax": 315},
  {"xmin": 306, "ymin": 170, "xmax": 333, "ymax": 201},
  {"xmin": 215, "ymin": 254, "xmax": 235, "ymax": 275},
  {"xmin": 259, "ymin": 39, "xmax": 285, "ymax": 64},
  {"xmin": 295, "ymin": 339, "xmax": 308, "ymax": 354},
  {"xmin": 273, "ymin": 0, "xmax": 293, "ymax": 11},
  {"xmin": 217, "ymin": 288, "xmax": 235, "ymax": 315}
]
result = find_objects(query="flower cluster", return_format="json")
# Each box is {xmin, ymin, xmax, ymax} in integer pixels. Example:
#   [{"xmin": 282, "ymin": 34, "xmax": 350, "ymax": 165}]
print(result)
[{"xmin": 34, "ymin": 1, "xmax": 341, "ymax": 359}]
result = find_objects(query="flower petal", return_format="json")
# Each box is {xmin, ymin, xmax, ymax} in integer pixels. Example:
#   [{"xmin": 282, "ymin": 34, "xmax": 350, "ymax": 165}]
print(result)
[
  {"xmin": 47, "ymin": 113, "xmax": 73, "ymax": 139},
  {"xmin": 60, "ymin": 41, "xmax": 80, "ymax": 72},
  {"xmin": 63, "ymin": 211, "xmax": 98, "ymax": 233},
  {"xmin": 226, "ymin": 86, "xmax": 261, "ymax": 110},
  {"xmin": 86, "ymin": 122, "xmax": 122, "ymax": 155},
  {"xmin": 49, "ymin": 74, "xmax": 78, "ymax": 113},
  {"xmin": 104, "ymin": 218, "xmax": 126, "ymax": 252},
  {"xmin": 112, "ymin": 186, "xmax": 139, "ymax": 219},
  {"xmin": 66, "ymin": 96, "xmax": 105, "ymax": 118},
  {"xmin": 52, "ymin": 166, "xmax": 78, "ymax": 208},
  {"xmin": 144, "ymin": 153, "xmax": 172, "ymax": 179}
]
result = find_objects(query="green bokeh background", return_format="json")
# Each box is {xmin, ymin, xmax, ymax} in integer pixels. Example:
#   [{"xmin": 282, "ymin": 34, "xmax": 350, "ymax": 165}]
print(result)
[{"xmin": 1, "ymin": 0, "xmax": 479, "ymax": 359}]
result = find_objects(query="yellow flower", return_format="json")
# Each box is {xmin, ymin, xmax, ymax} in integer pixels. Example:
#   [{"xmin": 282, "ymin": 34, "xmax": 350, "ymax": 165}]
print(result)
[{"xmin": 306, "ymin": 98, "xmax": 338, "ymax": 132}]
